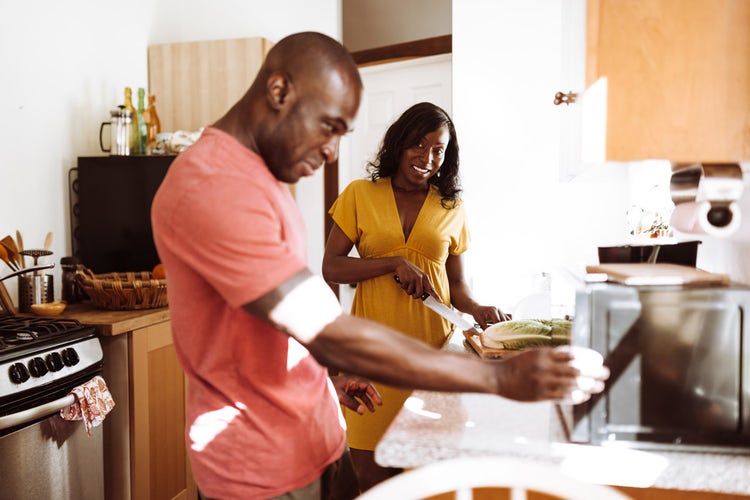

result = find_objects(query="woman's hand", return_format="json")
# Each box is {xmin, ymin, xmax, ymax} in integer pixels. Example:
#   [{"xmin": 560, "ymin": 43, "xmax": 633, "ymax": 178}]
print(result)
[
  {"xmin": 393, "ymin": 259, "xmax": 438, "ymax": 300},
  {"xmin": 471, "ymin": 304, "xmax": 511, "ymax": 329},
  {"xmin": 330, "ymin": 375, "xmax": 383, "ymax": 415}
]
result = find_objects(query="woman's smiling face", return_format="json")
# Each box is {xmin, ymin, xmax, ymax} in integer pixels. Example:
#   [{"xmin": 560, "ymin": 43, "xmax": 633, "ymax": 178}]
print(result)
[{"xmin": 396, "ymin": 125, "xmax": 450, "ymax": 189}]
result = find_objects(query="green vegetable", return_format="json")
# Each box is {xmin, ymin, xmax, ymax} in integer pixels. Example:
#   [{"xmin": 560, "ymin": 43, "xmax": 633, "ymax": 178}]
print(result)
[{"xmin": 481, "ymin": 318, "xmax": 572, "ymax": 350}]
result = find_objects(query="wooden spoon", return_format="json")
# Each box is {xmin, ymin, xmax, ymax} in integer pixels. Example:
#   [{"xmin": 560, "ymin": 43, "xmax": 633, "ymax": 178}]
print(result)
[
  {"xmin": 43, "ymin": 231, "xmax": 53, "ymax": 251},
  {"xmin": 0, "ymin": 244, "xmax": 17, "ymax": 272},
  {"xmin": 0, "ymin": 236, "xmax": 20, "ymax": 270},
  {"xmin": 42, "ymin": 232, "xmax": 53, "ymax": 264},
  {"xmin": 15, "ymin": 230, "xmax": 24, "ymax": 268}
]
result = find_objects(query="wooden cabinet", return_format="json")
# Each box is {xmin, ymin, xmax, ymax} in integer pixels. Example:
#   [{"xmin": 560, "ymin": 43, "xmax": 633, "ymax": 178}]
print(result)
[
  {"xmin": 586, "ymin": 0, "xmax": 750, "ymax": 162},
  {"xmin": 82, "ymin": 308, "xmax": 197, "ymax": 500},
  {"xmin": 129, "ymin": 320, "xmax": 195, "ymax": 500},
  {"xmin": 148, "ymin": 37, "xmax": 273, "ymax": 132}
]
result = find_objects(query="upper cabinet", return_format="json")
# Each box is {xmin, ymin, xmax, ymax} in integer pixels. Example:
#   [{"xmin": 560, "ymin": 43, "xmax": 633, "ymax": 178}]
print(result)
[
  {"xmin": 148, "ymin": 37, "xmax": 273, "ymax": 133},
  {"xmin": 586, "ymin": 0, "xmax": 750, "ymax": 163}
]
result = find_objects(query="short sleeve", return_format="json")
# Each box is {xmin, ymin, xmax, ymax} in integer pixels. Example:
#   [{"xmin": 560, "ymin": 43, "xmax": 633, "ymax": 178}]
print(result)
[{"xmin": 328, "ymin": 181, "xmax": 362, "ymax": 244}]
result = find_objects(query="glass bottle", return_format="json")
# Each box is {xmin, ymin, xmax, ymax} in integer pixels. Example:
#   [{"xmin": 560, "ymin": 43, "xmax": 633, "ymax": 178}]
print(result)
[
  {"xmin": 145, "ymin": 94, "xmax": 161, "ymax": 155},
  {"xmin": 123, "ymin": 87, "xmax": 138, "ymax": 153},
  {"xmin": 136, "ymin": 87, "xmax": 148, "ymax": 155}
]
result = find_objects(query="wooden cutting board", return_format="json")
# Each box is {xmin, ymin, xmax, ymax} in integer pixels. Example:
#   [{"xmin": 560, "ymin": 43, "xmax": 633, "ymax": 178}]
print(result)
[
  {"xmin": 586, "ymin": 263, "xmax": 731, "ymax": 286},
  {"xmin": 463, "ymin": 332, "xmax": 521, "ymax": 359}
]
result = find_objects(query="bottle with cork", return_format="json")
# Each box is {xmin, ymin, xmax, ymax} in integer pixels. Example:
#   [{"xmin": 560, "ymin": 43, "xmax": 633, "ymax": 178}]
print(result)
[
  {"xmin": 144, "ymin": 94, "xmax": 161, "ymax": 154},
  {"xmin": 123, "ymin": 87, "xmax": 138, "ymax": 153}
]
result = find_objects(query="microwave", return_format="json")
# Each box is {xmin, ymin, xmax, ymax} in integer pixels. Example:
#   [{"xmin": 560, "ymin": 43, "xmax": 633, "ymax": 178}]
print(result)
[{"xmin": 569, "ymin": 281, "xmax": 750, "ymax": 453}]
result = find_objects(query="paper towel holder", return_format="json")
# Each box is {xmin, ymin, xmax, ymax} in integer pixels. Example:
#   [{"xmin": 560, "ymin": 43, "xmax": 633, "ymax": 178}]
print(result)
[{"xmin": 670, "ymin": 162, "xmax": 744, "ymax": 229}]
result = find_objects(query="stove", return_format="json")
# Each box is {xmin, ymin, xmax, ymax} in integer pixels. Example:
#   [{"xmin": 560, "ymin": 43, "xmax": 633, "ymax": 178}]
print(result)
[
  {"xmin": 0, "ymin": 314, "xmax": 105, "ymax": 499},
  {"xmin": 0, "ymin": 315, "xmax": 102, "ymax": 424}
]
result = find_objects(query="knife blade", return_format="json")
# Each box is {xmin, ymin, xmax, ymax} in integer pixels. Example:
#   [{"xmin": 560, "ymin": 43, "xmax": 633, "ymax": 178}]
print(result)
[
  {"xmin": 393, "ymin": 274, "xmax": 481, "ymax": 334},
  {"xmin": 422, "ymin": 295, "xmax": 481, "ymax": 335}
]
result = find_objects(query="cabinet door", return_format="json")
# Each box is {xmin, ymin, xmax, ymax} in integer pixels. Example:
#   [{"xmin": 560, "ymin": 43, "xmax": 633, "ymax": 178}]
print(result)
[
  {"xmin": 131, "ymin": 321, "xmax": 196, "ymax": 500},
  {"xmin": 587, "ymin": 0, "xmax": 750, "ymax": 162},
  {"xmin": 148, "ymin": 37, "xmax": 273, "ymax": 132}
]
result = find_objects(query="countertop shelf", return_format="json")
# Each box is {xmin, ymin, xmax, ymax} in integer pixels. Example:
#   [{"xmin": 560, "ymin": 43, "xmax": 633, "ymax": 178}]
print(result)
[{"xmin": 49, "ymin": 302, "xmax": 169, "ymax": 336}]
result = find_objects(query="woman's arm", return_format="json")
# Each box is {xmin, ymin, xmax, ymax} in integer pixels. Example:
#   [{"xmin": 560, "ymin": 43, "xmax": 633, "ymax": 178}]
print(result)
[{"xmin": 322, "ymin": 223, "xmax": 437, "ymax": 299}]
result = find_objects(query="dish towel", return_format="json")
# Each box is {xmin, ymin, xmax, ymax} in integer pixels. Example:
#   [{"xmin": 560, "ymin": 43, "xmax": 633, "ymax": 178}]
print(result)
[{"xmin": 60, "ymin": 375, "xmax": 115, "ymax": 436}]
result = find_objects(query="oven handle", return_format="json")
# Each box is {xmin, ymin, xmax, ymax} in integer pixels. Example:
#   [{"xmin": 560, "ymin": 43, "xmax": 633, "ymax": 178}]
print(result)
[{"xmin": 0, "ymin": 394, "xmax": 76, "ymax": 431}]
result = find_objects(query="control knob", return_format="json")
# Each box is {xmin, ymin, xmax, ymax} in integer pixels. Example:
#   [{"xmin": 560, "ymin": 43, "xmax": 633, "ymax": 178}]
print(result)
[
  {"xmin": 28, "ymin": 357, "xmax": 48, "ymax": 378},
  {"xmin": 9, "ymin": 362, "xmax": 30, "ymax": 384},
  {"xmin": 61, "ymin": 348, "xmax": 80, "ymax": 367},
  {"xmin": 46, "ymin": 352, "xmax": 64, "ymax": 372}
]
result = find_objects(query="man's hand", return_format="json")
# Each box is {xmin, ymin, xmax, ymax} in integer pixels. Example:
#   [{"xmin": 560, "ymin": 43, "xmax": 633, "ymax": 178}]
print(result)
[
  {"xmin": 493, "ymin": 347, "xmax": 609, "ymax": 403},
  {"xmin": 331, "ymin": 375, "xmax": 383, "ymax": 415}
]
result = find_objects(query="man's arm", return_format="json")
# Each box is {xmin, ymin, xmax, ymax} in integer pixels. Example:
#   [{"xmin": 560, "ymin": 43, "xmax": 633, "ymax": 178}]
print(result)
[{"xmin": 243, "ymin": 268, "xmax": 606, "ymax": 402}]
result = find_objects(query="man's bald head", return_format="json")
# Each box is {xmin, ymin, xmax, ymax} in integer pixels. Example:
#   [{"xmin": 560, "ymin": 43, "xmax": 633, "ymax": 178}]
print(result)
[
  {"xmin": 215, "ymin": 32, "xmax": 363, "ymax": 183},
  {"xmin": 256, "ymin": 32, "xmax": 363, "ymax": 97}
]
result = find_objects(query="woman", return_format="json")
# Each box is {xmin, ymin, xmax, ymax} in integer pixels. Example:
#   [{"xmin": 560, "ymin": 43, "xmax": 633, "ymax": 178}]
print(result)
[{"xmin": 322, "ymin": 102, "xmax": 509, "ymax": 490}]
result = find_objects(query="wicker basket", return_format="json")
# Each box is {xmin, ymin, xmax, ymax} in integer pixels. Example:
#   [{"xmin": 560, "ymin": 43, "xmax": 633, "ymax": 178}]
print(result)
[{"xmin": 75, "ymin": 267, "xmax": 168, "ymax": 310}]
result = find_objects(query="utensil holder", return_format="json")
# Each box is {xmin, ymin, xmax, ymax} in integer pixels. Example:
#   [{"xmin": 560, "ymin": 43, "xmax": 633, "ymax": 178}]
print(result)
[{"xmin": 18, "ymin": 274, "xmax": 53, "ymax": 313}]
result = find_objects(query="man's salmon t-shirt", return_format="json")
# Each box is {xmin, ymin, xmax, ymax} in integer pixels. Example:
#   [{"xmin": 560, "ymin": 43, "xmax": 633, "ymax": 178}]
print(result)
[{"xmin": 151, "ymin": 127, "xmax": 346, "ymax": 500}]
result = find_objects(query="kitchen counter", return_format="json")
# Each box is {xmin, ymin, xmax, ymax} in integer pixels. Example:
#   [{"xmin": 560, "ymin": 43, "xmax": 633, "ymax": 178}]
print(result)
[
  {"xmin": 375, "ymin": 332, "xmax": 750, "ymax": 497},
  {"xmin": 52, "ymin": 302, "xmax": 170, "ymax": 336}
]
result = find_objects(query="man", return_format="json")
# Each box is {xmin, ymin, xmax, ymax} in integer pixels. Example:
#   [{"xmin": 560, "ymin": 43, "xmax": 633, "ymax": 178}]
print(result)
[{"xmin": 151, "ymin": 32, "xmax": 607, "ymax": 500}]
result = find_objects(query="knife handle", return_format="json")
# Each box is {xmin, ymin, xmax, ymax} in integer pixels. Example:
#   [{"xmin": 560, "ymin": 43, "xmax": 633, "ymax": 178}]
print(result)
[{"xmin": 393, "ymin": 275, "xmax": 430, "ymax": 300}]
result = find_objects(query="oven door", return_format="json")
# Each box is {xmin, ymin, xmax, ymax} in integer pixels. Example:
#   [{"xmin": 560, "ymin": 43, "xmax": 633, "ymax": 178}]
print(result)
[{"xmin": 0, "ymin": 373, "xmax": 104, "ymax": 500}]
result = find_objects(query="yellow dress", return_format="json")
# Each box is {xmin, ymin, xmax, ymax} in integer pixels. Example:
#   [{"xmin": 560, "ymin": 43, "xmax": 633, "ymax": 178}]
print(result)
[{"xmin": 328, "ymin": 177, "xmax": 470, "ymax": 450}]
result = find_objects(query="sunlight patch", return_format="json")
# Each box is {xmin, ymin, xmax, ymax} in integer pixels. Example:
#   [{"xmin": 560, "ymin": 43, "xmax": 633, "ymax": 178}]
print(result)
[
  {"xmin": 269, "ymin": 275, "xmax": 342, "ymax": 343},
  {"xmin": 403, "ymin": 396, "xmax": 442, "ymax": 420},
  {"xmin": 189, "ymin": 406, "xmax": 241, "ymax": 452}
]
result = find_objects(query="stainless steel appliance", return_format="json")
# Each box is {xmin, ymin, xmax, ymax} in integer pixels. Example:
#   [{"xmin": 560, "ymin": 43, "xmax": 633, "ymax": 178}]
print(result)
[
  {"xmin": 0, "ymin": 314, "xmax": 105, "ymax": 499},
  {"xmin": 569, "ymin": 280, "xmax": 750, "ymax": 453}
]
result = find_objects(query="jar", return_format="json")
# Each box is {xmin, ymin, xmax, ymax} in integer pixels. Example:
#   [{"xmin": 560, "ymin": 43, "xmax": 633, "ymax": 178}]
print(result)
[{"xmin": 61, "ymin": 256, "xmax": 84, "ymax": 303}]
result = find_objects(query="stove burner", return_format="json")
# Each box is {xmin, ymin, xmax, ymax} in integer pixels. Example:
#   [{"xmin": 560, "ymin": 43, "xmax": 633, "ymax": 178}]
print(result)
[{"xmin": 0, "ymin": 316, "xmax": 92, "ymax": 355}]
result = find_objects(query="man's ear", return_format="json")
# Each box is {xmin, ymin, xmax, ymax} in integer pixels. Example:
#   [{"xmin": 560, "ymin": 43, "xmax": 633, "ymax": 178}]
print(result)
[{"xmin": 266, "ymin": 71, "xmax": 293, "ymax": 110}]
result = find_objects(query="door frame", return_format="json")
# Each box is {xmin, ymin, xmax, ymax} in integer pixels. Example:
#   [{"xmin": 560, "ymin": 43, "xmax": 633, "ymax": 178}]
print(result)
[{"xmin": 323, "ymin": 36, "xmax": 453, "ymax": 297}]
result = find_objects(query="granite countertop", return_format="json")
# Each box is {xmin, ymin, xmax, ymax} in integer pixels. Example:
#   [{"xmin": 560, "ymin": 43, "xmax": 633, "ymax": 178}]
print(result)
[
  {"xmin": 375, "ymin": 332, "xmax": 750, "ymax": 495},
  {"xmin": 48, "ymin": 302, "xmax": 170, "ymax": 336}
]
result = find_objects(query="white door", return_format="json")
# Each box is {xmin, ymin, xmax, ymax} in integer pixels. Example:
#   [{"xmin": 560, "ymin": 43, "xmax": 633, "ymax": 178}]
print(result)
[{"xmin": 337, "ymin": 54, "xmax": 452, "ymax": 311}]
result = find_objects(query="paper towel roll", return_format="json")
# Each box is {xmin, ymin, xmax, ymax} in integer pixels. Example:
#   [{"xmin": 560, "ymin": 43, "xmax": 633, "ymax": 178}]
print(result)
[{"xmin": 670, "ymin": 201, "xmax": 741, "ymax": 237}]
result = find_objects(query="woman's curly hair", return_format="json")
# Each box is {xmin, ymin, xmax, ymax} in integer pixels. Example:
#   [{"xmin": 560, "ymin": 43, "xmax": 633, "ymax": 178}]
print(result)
[{"xmin": 366, "ymin": 102, "xmax": 461, "ymax": 209}]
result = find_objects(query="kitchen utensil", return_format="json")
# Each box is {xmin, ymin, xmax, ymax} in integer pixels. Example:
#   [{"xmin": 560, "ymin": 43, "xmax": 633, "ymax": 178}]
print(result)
[
  {"xmin": 0, "ymin": 245, "xmax": 18, "ymax": 272},
  {"xmin": 0, "ymin": 264, "xmax": 55, "ymax": 282},
  {"xmin": 0, "ymin": 264, "xmax": 56, "ymax": 313},
  {"xmin": 393, "ymin": 275, "xmax": 480, "ymax": 334},
  {"xmin": 18, "ymin": 274, "xmax": 54, "ymax": 313},
  {"xmin": 43, "ymin": 231, "xmax": 53, "ymax": 251},
  {"xmin": 1, "ymin": 236, "xmax": 21, "ymax": 269},
  {"xmin": 15, "ymin": 230, "xmax": 24, "ymax": 268},
  {"xmin": 21, "ymin": 249, "xmax": 52, "ymax": 266},
  {"xmin": 100, "ymin": 106, "xmax": 133, "ymax": 156},
  {"xmin": 422, "ymin": 295, "xmax": 480, "ymax": 334},
  {"xmin": 0, "ymin": 281, "xmax": 15, "ymax": 314}
]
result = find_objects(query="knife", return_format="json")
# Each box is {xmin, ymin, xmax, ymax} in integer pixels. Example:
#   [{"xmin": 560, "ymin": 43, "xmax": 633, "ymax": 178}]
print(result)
[
  {"xmin": 393, "ymin": 275, "xmax": 481, "ymax": 335},
  {"xmin": 423, "ymin": 295, "xmax": 482, "ymax": 334}
]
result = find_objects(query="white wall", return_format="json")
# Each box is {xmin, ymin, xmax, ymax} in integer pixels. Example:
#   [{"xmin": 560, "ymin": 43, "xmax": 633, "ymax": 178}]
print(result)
[
  {"xmin": 0, "ymin": 0, "xmax": 339, "ymax": 304},
  {"xmin": 453, "ymin": 0, "xmax": 750, "ymax": 315}
]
